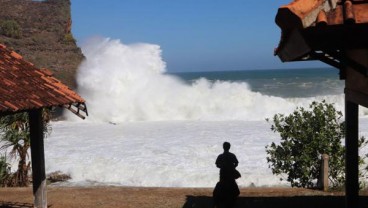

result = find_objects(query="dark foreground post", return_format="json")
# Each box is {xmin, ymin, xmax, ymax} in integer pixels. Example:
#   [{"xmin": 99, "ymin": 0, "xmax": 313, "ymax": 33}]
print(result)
[
  {"xmin": 29, "ymin": 109, "xmax": 47, "ymax": 208},
  {"xmin": 345, "ymin": 100, "xmax": 359, "ymax": 208}
]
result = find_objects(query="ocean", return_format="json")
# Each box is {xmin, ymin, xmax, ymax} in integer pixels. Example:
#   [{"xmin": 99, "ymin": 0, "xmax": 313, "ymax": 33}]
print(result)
[
  {"xmin": 168, "ymin": 68, "xmax": 344, "ymax": 98},
  {"xmin": 10, "ymin": 38, "xmax": 368, "ymax": 188}
]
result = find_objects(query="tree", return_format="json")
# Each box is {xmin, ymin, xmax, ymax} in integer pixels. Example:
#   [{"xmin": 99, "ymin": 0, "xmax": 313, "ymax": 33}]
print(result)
[
  {"xmin": 265, "ymin": 100, "xmax": 367, "ymax": 188},
  {"xmin": 0, "ymin": 110, "xmax": 51, "ymax": 187}
]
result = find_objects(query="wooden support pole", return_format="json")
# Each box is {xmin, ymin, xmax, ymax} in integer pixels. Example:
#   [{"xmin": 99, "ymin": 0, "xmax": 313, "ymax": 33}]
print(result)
[
  {"xmin": 345, "ymin": 100, "xmax": 359, "ymax": 208},
  {"xmin": 29, "ymin": 109, "xmax": 47, "ymax": 208},
  {"xmin": 321, "ymin": 154, "xmax": 329, "ymax": 192}
]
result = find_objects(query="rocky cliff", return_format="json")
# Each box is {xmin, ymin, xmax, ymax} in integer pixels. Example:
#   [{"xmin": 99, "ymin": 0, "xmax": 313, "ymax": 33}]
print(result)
[{"xmin": 0, "ymin": 0, "xmax": 83, "ymax": 88}]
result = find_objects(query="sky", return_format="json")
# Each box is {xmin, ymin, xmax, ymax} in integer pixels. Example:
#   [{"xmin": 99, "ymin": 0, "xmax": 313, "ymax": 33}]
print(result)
[{"xmin": 71, "ymin": 0, "xmax": 326, "ymax": 72}]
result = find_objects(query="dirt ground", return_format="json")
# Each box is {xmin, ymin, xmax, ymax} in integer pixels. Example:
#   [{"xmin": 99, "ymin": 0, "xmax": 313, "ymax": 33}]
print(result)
[{"xmin": 0, "ymin": 186, "xmax": 367, "ymax": 208}]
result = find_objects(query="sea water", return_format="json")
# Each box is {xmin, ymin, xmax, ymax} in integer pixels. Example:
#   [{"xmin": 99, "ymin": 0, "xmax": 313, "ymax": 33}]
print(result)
[
  {"xmin": 12, "ymin": 38, "xmax": 368, "ymax": 187},
  {"xmin": 168, "ymin": 68, "xmax": 344, "ymax": 98}
]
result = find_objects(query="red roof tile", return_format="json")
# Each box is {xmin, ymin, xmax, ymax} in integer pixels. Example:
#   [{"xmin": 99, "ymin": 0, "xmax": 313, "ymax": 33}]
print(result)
[
  {"xmin": 0, "ymin": 44, "xmax": 87, "ymax": 118},
  {"xmin": 275, "ymin": 0, "xmax": 368, "ymax": 62},
  {"xmin": 276, "ymin": 0, "xmax": 368, "ymax": 30}
]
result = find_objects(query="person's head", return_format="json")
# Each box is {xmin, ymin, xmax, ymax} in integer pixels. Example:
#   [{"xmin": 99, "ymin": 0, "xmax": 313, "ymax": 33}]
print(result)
[{"xmin": 223, "ymin": 142, "xmax": 231, "ymax": 152}]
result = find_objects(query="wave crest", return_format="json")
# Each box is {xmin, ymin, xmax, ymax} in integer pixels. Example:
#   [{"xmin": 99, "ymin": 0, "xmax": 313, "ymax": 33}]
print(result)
[{"xmin": 73, "ymin": 38, "xmax": 348, "ymax": 122}]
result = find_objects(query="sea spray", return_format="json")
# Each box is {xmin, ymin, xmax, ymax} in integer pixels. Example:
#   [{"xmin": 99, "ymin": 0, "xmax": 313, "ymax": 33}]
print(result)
[{"xmin": 74, "ymin": 38, "xmax": 349, "ymax": 122}]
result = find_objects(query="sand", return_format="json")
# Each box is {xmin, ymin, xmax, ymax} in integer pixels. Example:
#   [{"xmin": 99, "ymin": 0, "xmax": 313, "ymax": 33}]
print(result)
[{"xmin": 1, "ymin": 186, "xmax": 367, "ymax": 208}]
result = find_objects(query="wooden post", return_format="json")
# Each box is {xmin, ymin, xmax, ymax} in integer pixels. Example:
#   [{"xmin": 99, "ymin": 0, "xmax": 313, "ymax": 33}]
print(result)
[
  {"xmin": 321, "ymin": 154, "xmax": 329, "ymax": 192},
  {"xmin": 29, "ymin": 109, "xmax": 47, "ymax": 208},
  {"xmin": 343, "ymin": 48, "xmax": 368, "ymax": 208},
  {"xmin": 345, "ymin": 100, "xmax": 359, "ymax": 208}
]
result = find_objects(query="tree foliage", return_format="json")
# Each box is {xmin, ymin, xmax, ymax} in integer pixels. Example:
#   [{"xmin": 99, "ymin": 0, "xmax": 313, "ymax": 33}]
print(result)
[
  {"xmin": 0, "ymin": 111, "xmax": 51, "ymax": 187},
  {"xmin": 0, "ymin": 154, "xmax": 10, "ymax": 187},
  {"xmin": 265, "ymin": 100, "xmax": 367, "ymax": 188}
]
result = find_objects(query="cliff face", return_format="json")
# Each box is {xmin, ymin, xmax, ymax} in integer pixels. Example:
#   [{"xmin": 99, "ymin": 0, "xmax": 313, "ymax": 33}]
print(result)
[{"xmin": 0, "ymin": 0, "xmax": 84, "ymax": 88}]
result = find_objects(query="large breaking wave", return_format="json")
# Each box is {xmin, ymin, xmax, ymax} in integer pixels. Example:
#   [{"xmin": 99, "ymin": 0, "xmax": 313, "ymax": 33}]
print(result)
[{"xmin": 74, "ymin": 38, "xmax": 346, "ymax": 122}]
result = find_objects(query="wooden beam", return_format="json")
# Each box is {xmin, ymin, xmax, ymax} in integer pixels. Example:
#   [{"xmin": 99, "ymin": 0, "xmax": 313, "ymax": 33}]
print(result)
[
  {"xmin": 29, "ymin": 109, "xmax": 47, "ymax": 208},
  {"xmin": 276, "ymin": 29, "xmax": 312, "ymax": 62},
  {"xmin": 345, "ymin": 99, "xmax": 359, "ymax": 208},
  {"xmin": 345, "ymin": 88, "xmax": 368, "ymax": 109},
  {"xmin": 309, "ymin": 51, "xmax": 342, "ymax": 69}
]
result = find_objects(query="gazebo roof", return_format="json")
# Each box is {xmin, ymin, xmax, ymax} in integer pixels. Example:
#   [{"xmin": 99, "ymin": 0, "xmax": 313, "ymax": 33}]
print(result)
[
  {"xmin": 0, "ymin": 44, "xmax": 87, "ymax": 118},
  {"xmin": 275, "ymin": 0, "xmax": 368, "ymax": 68}
]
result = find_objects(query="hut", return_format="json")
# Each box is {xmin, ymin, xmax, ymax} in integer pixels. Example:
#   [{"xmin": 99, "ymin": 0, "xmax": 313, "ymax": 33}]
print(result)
[
  {"xmin": 0, "ymin": 44, "xmax": 87, "ymax": 208},
  {"xmin": 274, "ymin": 0, "xmax": 368, "ymax": 207}
]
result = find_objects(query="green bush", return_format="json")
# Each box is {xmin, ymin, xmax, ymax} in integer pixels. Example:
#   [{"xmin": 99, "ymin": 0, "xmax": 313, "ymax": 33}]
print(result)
[
  {"xmin": 0, "ymin": 155, "xmax": 10, "ymax": 187},
  {"xmin": 0, "ymin": 20, "xmax": 21, "ymax": 38},
  {"xmin": 265, "ymin": 100, "xmax": 367, "ymax": 188}
]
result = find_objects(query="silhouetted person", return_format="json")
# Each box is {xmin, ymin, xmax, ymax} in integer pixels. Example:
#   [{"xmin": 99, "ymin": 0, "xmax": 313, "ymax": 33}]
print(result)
[{"xmin": 213, "ymin": 142, "xmax": 240, "ymax": 208}]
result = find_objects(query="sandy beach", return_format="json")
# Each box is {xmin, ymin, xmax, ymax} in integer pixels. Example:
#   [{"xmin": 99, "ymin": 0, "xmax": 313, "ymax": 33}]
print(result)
[{"xmin": 1, "ymin": 186, "xmax": 367, "ymax": 208}]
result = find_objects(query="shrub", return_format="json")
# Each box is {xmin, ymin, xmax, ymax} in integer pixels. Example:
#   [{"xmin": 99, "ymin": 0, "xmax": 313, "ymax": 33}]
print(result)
[
  {"xmin": 265, "ymin": 100, "xmax": 367, "ymax": 188},
  {"xmin": 0, "ymin": 20, "xmax": 21, "ymax": 38},
  {"xmin": 63, "ymin": 33, "xmax": 75, "ymax": 43}
]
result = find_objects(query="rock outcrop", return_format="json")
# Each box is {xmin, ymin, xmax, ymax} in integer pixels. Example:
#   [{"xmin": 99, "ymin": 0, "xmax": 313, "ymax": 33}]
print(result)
[{"xmin": 0, "ymin": 0, "xmax": 84, "ymax": 88}]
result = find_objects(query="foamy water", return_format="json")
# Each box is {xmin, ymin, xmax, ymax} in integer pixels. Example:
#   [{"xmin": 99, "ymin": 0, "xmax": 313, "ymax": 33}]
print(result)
[
  {"xmin": 40, "ymin": 118, "xmax": 368, "ymax": 187},
  {"xmin": 44, "ymin": 120, "xmax": 284, "ymax": 187},
  {"xmin": 6, "ymin": 38, "xmax": 368, "ymax": 188}
]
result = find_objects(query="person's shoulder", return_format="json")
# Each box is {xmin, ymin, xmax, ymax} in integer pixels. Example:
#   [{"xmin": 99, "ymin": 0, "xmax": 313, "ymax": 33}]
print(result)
[{"xmin": 229, "ymin": 152, "xmax": 237, "ymax": 158}]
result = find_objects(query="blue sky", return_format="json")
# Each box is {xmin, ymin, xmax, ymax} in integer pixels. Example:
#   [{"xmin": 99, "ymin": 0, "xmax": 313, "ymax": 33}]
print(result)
[{"xmin": 71, "ymin": 0, "xmax": 326, "ymax": 72}]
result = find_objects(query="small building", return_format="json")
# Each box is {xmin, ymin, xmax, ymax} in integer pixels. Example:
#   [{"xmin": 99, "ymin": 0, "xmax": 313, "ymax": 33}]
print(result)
[
  {"xmin": 0, "ymin": 43, "xmax": 87, "ymax": 208},
  {"xmin": 274, "ymin": 0, "xmax": 368, "ymax": 207}
]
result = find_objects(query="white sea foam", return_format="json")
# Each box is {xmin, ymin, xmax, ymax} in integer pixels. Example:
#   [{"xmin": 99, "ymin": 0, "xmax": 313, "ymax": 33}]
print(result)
[
  {"xmin": 29, "ymin": 37, "xmax": 366, "ymax": 188},
  {"xmin": 42, "ymin": 120, "xmax": 295, "ymax": 187},
  {"xmin": 74, "ymin": 38, "xmax": 351, "ymax": 123},
  {"xmin": 36, "ymin": 118, "xmax": 368, "ymax": 187}
]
